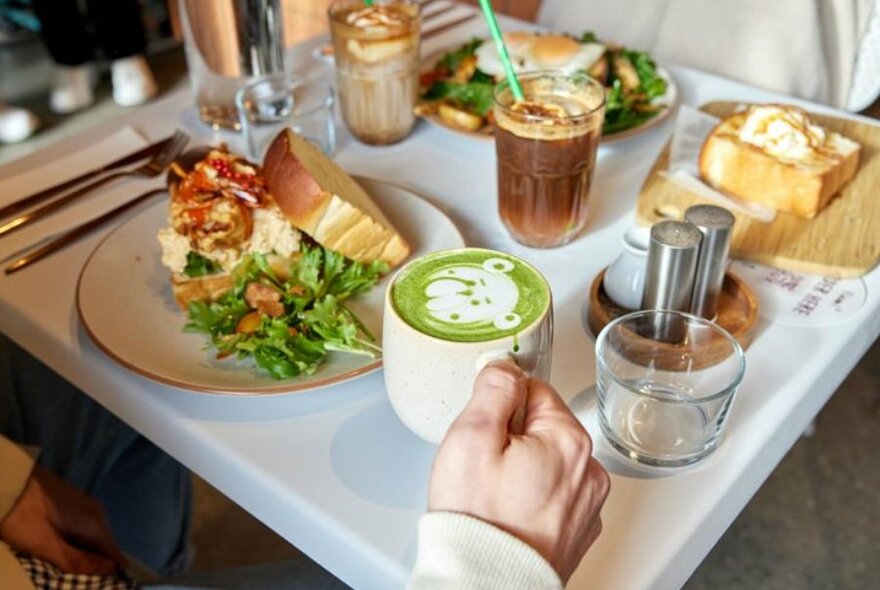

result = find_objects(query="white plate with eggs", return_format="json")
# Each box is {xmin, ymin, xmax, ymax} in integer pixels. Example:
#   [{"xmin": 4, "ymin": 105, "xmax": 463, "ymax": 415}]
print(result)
[{"xmin": 417, "ymin": 32, "xmax": 678, "ymax": 144}]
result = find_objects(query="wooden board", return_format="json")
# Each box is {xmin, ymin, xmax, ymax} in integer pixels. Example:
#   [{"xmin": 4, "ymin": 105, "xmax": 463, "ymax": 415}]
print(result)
[{"xmin": 635, "ymin": 101, "xmax": 880, "ymax": 278}]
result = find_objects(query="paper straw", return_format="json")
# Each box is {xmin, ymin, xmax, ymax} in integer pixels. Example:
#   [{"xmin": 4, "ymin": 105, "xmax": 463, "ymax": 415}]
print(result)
[{"xmin": 477, "ymin": 0, "xmax": 524, "ymax": 100}]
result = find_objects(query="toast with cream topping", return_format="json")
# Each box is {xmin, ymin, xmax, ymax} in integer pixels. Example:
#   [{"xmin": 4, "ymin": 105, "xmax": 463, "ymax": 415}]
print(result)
[{"xmin": 699, "ymin": 105, "xmax": 860, "ymax": 219}]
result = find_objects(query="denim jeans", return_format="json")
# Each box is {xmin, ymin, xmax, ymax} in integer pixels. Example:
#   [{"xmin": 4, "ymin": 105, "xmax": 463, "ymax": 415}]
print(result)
[
  {"xmin": 0, "ymin": 332, "xmax": 192, "ymax": 576},
  {"xmin": 144, "ymin": 559, "xmax": 352, "ymax": 590}
]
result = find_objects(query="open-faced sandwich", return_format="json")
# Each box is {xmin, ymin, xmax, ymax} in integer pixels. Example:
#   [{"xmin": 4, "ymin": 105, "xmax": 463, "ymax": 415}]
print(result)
[
  {"xmin": 699, "ymin": 104, "xmax": 861, "ymax": 218},
  {"xmin": 157, "ymin": 131, "xmax": 410, "ymax": 379},
  {"xmin": 416, "ymin": 31, "xmax": 669, "ymax": 137}
]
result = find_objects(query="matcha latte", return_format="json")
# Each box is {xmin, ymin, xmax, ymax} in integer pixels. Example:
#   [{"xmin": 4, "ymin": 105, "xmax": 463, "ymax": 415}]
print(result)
[
  {"xmin": 383, "ymin": 248, "xmax": 554, "ymax": 443},
  {"xmin": 391, "ymin": 249, "xmax": 550, "ymax": 342}
]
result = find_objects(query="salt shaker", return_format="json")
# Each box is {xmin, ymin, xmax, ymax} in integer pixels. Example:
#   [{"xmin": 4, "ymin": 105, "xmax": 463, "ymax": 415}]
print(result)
[
  {"xmin": 640, "ymin": 220, "xmax": 703, "ymax": 343},
  {"xmin": 641, "ymin": 220, "xmax": 703, "ymax": 312}
]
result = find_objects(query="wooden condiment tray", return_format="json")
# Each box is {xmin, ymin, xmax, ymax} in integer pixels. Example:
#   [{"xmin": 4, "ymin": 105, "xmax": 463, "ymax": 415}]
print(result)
[{"xmin": 587, "ymin": 268, "xmax": 759, "ymax": 352}]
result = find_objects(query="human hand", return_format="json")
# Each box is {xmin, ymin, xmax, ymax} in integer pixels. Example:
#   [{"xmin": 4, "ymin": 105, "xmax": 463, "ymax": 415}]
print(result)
[
  {"xmin": 428, "ymin": 361, "xmax": 610, "ymax": 582},
  {"xmin": 0, "ymin": 465, "xmax": 128, "ymax": 575}
]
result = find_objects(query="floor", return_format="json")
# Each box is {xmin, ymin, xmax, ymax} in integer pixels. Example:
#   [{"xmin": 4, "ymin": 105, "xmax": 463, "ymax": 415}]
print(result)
[{"xmin": 2, "ymin": 25, "xmax": 879, "ymax": 590}]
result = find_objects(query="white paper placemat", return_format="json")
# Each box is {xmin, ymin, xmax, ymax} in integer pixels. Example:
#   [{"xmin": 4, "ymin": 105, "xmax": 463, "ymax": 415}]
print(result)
[{"xmin": 732, "ymin": 260, "xmax": 867, "ymax": 326}]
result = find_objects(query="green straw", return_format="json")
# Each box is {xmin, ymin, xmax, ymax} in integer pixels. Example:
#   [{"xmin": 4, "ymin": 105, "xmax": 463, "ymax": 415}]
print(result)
[
  {"xmin": 477, "ymin": 0, "xmax": 524, "ymax": 101},
  {"xmin": 364, "ymin": 0, "xmax": 373, "ymax": 6}
]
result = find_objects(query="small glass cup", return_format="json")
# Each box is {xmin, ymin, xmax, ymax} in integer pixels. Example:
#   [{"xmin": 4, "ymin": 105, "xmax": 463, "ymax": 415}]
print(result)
[
  {"xmin": 493, "ymin": 71, "xmax": 605, "ymax": 248},
  {"xmin": 595, "ymin": 310, "xmax": 746, "ymax": 467},
  {"xmin": 328, "ymin": 0, "xmax": 421, "ymax": 145},
  {"xmin": 236, "ymin": 75, "xmax": 336, "ymax": 160}
]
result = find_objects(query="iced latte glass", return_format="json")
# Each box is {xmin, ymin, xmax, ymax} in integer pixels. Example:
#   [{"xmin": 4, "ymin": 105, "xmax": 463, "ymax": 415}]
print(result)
[
  {"xmin": 328, "ymin": 0, "xmax": 420, "ymax": 145},
  {"xmin": 493, "ymin": 72, "xmax": 605, "ymax": 248}
]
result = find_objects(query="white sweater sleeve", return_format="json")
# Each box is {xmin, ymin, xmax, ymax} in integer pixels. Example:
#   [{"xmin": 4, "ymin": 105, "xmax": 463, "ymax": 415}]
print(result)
[{"xmin": 406, "ymin": 512, "xmax": 563, "ymax": 590}]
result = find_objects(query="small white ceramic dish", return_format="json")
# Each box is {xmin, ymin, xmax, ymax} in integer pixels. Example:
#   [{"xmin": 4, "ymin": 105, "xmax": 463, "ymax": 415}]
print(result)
[{"xmin": 603, "ymin": 226, "xmax": 651, "ymax": 310}]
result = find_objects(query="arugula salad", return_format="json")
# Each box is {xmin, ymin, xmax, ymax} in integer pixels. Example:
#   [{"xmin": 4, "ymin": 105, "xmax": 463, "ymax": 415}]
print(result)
[
  {"xmin": 184, "ymin": 244, "xmax": 387, "ymax": 380},
  {"xmin": 417, "ymin": 32, "xmax": 669, "ymax": 137}
]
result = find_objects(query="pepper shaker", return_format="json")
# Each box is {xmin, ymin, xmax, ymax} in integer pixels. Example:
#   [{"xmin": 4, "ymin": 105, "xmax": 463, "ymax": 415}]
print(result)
[{"xmin": 685, "ymin": 205, "xmax": 735, "ymax": 319}]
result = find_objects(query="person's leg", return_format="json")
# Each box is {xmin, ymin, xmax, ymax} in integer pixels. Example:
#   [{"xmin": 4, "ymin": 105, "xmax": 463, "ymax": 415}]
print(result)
[
  {"xmin": 31, "ymin": 0, "xmax": 96, "ymax": 112},
  {"xmin": 143, "ymin": 558, "xmax": 352, "ymax": 590},
  {"xmin": 84, "ymin": 0, "xmax": 147, "ymax": 61},
  {"xmin": 0, "ymin": 333, "xmax": 191, "ymax": 576},
  {"xmin": 84, "ymin": 0, "xmax": 158, "ymax": 106},
  {"xmin": 96, "ymin": 434, "xmax": 193, "ymax": 576},
  {"xmin": 31, "ymin": 0, "xmax": 94, "ymax": 66}
]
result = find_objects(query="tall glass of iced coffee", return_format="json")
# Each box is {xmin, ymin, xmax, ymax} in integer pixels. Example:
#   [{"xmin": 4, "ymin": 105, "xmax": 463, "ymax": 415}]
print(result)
[
  {"xmin": 328, "ymin": 0, "xmax": 420, "ymax": 145},
  {"xmin": 493, "ymin": 72, "xmax": 606, "ymax": 248}
]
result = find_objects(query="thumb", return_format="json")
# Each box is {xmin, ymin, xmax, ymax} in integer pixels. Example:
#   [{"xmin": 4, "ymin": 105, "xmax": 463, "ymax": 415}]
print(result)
[{"xmin": 453, "ymin": 360, "xmax": 527, "ymax": 449}]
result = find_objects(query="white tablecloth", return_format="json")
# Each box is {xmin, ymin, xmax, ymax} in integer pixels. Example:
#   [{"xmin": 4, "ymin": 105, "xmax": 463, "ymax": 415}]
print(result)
[{"xmin": 0, "ymin": 12, "xmax": 878, "ymax": 590}]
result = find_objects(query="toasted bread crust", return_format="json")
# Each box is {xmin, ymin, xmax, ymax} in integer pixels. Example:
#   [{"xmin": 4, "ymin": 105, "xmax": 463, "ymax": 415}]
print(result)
[
  {"xmin": 699, "ymin": 111, "xmax": 860, "ymax": 218},
  {"xmin": 171, "ymin": 273, "xmax": 233, "ymax": 310},
  {"xmin": 170, "ymin": 253, "xmax": 297, "ymax": 309},
  {"xmin": 263, "ymin": 129, "xmax": 410, "ymax": 267}
]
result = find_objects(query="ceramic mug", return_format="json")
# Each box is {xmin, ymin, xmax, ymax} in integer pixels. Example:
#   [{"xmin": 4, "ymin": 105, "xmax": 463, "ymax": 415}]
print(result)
[
  {"xmin": 382, "ymin": 248, "xmax": 554, "ymax": 443},
  {"xmin": 603, "ymin": 226, "xmax": 650, "ymax": 310}
]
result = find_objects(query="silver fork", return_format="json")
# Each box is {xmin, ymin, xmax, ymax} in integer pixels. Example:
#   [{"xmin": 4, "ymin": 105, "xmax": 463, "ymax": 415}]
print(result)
[{"xmin": 0, "ymin": 130, "xmax": 189, "ymax": 239}]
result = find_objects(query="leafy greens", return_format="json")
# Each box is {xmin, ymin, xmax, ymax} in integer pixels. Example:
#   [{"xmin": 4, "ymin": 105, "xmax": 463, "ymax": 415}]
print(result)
[
  {"xmin": 184, "ymin": 245, "xmax": 386, "ymax": 380},
  {"xmin": 421, "ymin": 31, "xmax": 670, "ymax": 136},
  {"xmin": 183, "ymin": 252, "xmax": 221, "ymax": 278},
  {"xmin": 602, "ymin": 48, "xmax": 668, "ymax": 135},
  {"xmin": 424, "ymin": 38, "xmax": 495, "ymax": 116},
  {"xmin": 425, "ymin": 80, "xmax": 495, "ymax": 116}
]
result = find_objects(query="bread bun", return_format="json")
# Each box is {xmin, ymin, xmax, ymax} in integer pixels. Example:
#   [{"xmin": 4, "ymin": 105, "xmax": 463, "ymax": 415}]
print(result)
[
  {"xmin": 699, "ymin": 106, "xmax": 860, "ymax": 218},
  {"xmin": 262, "ymin": 128, "xmax": 410, "ymax": 267}
]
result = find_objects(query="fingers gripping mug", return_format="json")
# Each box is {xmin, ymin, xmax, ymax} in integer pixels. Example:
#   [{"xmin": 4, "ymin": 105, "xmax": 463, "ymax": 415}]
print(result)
[{"xmin": 383, "ymin": 248, "xmax": 554, "ymax": 443}]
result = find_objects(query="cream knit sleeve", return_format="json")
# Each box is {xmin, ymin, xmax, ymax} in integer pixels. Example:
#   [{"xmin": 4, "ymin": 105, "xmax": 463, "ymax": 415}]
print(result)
[{"xmin": 407, "ymin": 512, "xmax": 563, "ymax": 590}]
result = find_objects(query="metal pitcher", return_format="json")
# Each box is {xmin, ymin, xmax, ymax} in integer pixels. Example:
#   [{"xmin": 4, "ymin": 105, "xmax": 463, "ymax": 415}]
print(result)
[{"xmin": 179, "ymin": 0, "xmax": 286, "ymax": 130}]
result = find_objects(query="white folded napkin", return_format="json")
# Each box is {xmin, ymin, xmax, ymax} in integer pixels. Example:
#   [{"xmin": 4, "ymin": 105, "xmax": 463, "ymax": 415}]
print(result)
[
  {"xmin": 0, "ymin": 127, "xmax": 148, "ymax": 202},
  {"xmin": 0, "ymin": 127, "xmax": 154, "ymax": 255},
  {"xmin": 661, "ymin": 105, "xmax": 777, "ymax": 223}
]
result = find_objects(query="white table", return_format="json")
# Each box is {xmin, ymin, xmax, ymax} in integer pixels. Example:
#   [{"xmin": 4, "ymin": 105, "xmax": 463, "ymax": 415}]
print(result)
[{"xmin": 1, "ymin": 13, "xmax": 878, "ymax": 590}]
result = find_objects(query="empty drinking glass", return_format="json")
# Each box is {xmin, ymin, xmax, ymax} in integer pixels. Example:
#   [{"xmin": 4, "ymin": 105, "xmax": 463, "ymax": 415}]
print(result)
[
  {"xmin": 236, "ymin": 75, "xmax": 336, "ymax": 159},
  {"xmin": 595, "ymin": 310, "xmax": 746, "ymax": 467}
]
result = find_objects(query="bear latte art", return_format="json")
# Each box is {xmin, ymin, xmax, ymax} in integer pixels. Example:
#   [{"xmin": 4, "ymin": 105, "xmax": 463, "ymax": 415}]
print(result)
[{"xmin": 391, "ymin": 250, "xmax": 549, "ymax": 342}]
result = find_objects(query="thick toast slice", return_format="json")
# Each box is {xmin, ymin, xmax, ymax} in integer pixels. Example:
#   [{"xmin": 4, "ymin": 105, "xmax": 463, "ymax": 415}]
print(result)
[{"xmin": 699, "ymin": 109, "xmax": 860, "ymax": 218}]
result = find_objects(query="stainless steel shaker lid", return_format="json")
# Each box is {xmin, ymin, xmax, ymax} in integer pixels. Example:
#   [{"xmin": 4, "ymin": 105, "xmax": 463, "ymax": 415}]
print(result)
[
  {"xmin": 685, "ymin": 204, "xmax": 735, "ymax": 230},
  {"xmin": 650, "ymin": 220, "xmax": 703, "ymax": 249}
]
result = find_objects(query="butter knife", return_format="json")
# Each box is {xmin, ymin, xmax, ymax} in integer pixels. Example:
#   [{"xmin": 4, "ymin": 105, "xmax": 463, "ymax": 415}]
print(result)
[
  {"xmin": 5, "ymin": 188, "xmax": 166, "ymax": 275},
  {"xmin": 0, "ymin": 135, "xmax": 171, "ymax": 221}
]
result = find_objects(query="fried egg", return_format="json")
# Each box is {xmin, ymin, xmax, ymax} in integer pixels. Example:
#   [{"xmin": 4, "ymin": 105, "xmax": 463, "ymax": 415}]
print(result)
[
  {"xmin": 474, "ymin": 33, "xmax": 606, "ymax": 79},
  {"xmin": 473, "ymin": 32, "xmax": 534, "ymax": 78}
]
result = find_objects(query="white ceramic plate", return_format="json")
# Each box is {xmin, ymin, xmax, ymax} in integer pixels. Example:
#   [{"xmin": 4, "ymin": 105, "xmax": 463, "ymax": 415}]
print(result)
[
  {"xmin": 77, "ymin": 177, "xmax": 464, "ymax": 395},
  {"xmin": 417, "ymin": 46, "xmax": 678, "ymax": 144}
]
